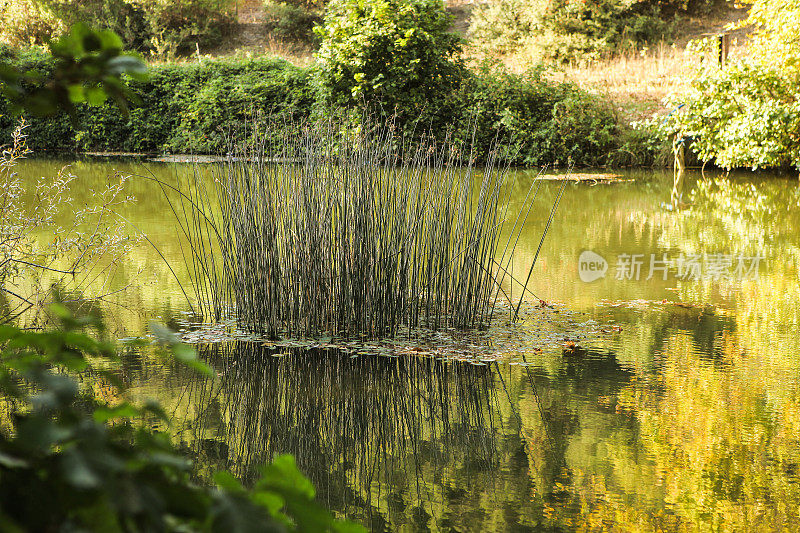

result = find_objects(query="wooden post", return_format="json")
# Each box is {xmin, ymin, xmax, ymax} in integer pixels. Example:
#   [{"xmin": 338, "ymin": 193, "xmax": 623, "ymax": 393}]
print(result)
[
  {"xmin": 718, "ymin": 33, "xmax": 730, "ymax": 67},
  {"xmin": 672, "ymin": 135, "xmax": 685, "ymax": 208}
]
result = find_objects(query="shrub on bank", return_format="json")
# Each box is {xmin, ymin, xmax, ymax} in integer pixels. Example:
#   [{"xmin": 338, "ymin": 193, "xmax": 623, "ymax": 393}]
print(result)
[
  {"xmin": 455, "ymin": 67, "xmax": 621, "ymax": 166},
  {"xmin": 663, "ymin": 1, "xmax": 800, "ymax": 172},
  {"xmin": 0, "ymin": 52, "xmax": 315, "ymax": 153},
  {"xmin": 314, "ymin": 0, "xmax": 465, "ymax": 133}
]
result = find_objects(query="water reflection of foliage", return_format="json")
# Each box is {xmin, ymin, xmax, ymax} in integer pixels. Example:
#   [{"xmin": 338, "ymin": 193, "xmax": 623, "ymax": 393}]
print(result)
[
  {"xmin": 123, "ymin": 318, "xmax": 800, "ymax": 531},
  {"xmin": 685, "ymin": 177, "xmax": 800, "ymax": 255},
  {"xmin": 663, "ymin": 176, "xmax": 800, "ymax": 376},
  {"xmin": 159, "ymin": 342, "xmax": 647, "ymax": 530},
  {"xmin": 169, "ymin": 344, "xmax": 581, "ymax": 530},
  {"xmin": 611, "ymin": 333, "xmax": 800, "ymax": 532},
  {"xmin": 570, "ymin": 306, "xmax": 800, "ymax": 531}
]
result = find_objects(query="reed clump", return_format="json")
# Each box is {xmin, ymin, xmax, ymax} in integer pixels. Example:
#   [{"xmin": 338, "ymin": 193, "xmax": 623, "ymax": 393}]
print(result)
[{"xmin": 173, "ymin": 119, "xmax": 548, "ymax": 338}]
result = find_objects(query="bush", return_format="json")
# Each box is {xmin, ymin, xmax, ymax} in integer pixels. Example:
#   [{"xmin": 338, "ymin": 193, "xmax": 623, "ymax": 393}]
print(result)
[
  {"xmin": 668, "ymin": 58, "xmax": 800, "ymax": 170},
  {"xmin": 665, "ymin": 1, "xmax": 800, "ymax": 171},
  {"xmin": 314, "ymin": 0, "xmax": 465, "ymax": 131},
  {"xmin": 1, "ymin": 49, "xmax": 645, "ymax": 166},
  {"xmin": 0, "ymin": 54, "xmax": 315, "ymax": 154},
  {"xmin": 156, "ymin": 58, "xmax": 315, "ymax": 153},
  {"xmin": 0, "ymin": 308, "xmax": 364, "ymax": 531},
  {"xmin": 545, "ymin": 0, "xmax": 675, "ymax": 60},
  {"xmin": 38, "ymin": 0, "xmax": 153, "ymax": 51},
  {"xmin": 456, "ymin": 66, "xmax": 623, "ymax": 166}
]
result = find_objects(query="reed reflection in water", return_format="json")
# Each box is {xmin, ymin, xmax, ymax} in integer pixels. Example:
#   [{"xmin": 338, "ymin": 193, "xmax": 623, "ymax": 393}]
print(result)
[{"xmin": 165, "ymin": 342, "xmax": 638, "ymax": 531}]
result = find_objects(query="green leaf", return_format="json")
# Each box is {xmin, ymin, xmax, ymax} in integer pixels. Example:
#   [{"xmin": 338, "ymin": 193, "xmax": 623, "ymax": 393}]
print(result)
[
  {"xmin": 96, "ymin": 28, "xmax": 123, "ymax": 51},
  {"xmin": 61, "ymin": 448, "xmax": 101, "ymax": 489},
  {"xmin": 94, "ymin": 403, "xmax": 141, "ymax": 423},
  {"xmin": 86, "ymin": 86, "xmax": 108, "ymax": 106},
  {"xmin": 0, "ymin": 451, "xmax": 29, "ymax": 469},
  {"xmin": 67, "ymin": 85, "xmax": 86, "ymax": 104},
  {"xmin": 149, "ymin": 322, "xmax": 179, "ymax": 344},
  {"xmin": 150, "ymin": 322, "xmax": 214, "ymax": 377},
  {"xmin": 251, "ymin": 491, "xmax": 285, "ymax": 517},
  {"xmin": 214, "ymin": 471, "xmax": 244, "ymax": 493},
  {"xmin": 333, "ymin": 521, "xmax": 369, "ymax": 533},
  {"xmin": 107, "ymin": 55, "xmax": 148, "ymax": 76},
  {"xmin": 257, "ymin": 455, "xmax": 315, "ymax": 500},
  {"xmin": 17, "ymin": 417, "xmax": 73, "ymax": 451},
  {"xmin": 49, "ymin": 303, "xmax": 72, "ymax": 320},
  {"xmin": 210, "ymin": 492, "xmax": 283, "ymax": 533}
]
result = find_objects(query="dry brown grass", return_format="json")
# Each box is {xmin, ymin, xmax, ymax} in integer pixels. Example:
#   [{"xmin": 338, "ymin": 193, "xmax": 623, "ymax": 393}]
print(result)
[
  {"xmin": 489, "ymin": 5, "xmax": 753, "ymax": 121},
  {"xmin": 214, "ymin": 34, "xmax": 316, "ymax": 66},
  {"xmin": 544, "ymin": 43, "xmax": 697, "ymax": 121},
  {"xmin": 544, "ymin": 36, "xmax": 749, "ymax": 121}
]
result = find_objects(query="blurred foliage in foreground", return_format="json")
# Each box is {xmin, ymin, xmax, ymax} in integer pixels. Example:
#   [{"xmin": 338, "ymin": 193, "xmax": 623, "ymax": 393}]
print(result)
[
  {"xmin": 0, "ymin": 23, "xmax": 147, "ymax": 118},
  {"xmin": 0, "ymin": 306, "xmax": 364, "ymax": 532}
]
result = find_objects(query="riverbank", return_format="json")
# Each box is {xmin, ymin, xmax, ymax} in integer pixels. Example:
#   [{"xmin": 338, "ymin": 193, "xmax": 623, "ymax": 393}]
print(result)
[{"xmin": 0, "ymin": 51, "xmax": 669, "ymax": 167}]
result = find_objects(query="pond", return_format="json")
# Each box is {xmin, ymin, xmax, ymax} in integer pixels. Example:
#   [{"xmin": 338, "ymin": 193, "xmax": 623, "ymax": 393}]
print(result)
[{"xmin": 12, "ymin": 158, "xmax": 800, "ymax": 531}]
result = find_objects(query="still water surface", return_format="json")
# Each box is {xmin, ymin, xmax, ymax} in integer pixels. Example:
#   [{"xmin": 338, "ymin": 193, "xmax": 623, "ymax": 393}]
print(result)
[{"xmin": 13, "ymin": 159, "xmax": 800, "ymax": 531}]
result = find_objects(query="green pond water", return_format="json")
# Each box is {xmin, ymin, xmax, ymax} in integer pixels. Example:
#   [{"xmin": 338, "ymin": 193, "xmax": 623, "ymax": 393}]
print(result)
[{"xmin": 10, "ymin": 159, "xmax": 800, "ymax": 531}]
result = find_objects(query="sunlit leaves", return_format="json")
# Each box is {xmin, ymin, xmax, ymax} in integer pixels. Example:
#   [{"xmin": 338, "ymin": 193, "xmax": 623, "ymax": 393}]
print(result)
[
  {"xmin": 666, "ymin": 2, "xmax": 800, "ymax": 170},
  {"xmin": 315, "ymin": 0, "xmax": 463, "ymax": 113},
  {"xmin": 150, "ymin": 321, "xmax": 214, "ymax": 377}
]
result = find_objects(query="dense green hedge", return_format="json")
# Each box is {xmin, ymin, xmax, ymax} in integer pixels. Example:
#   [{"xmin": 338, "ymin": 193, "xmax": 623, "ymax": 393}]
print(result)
[
  {"xmin": 0, "ymin": 51, "xmax": 656, "ymax": 166},
  {"xmin": 450, "ymin": 67, "xmax": 622, "ymax": 166},
  {"xmin": 0, "ymin": 52, "xmax": 315, "ymax": 154}
]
